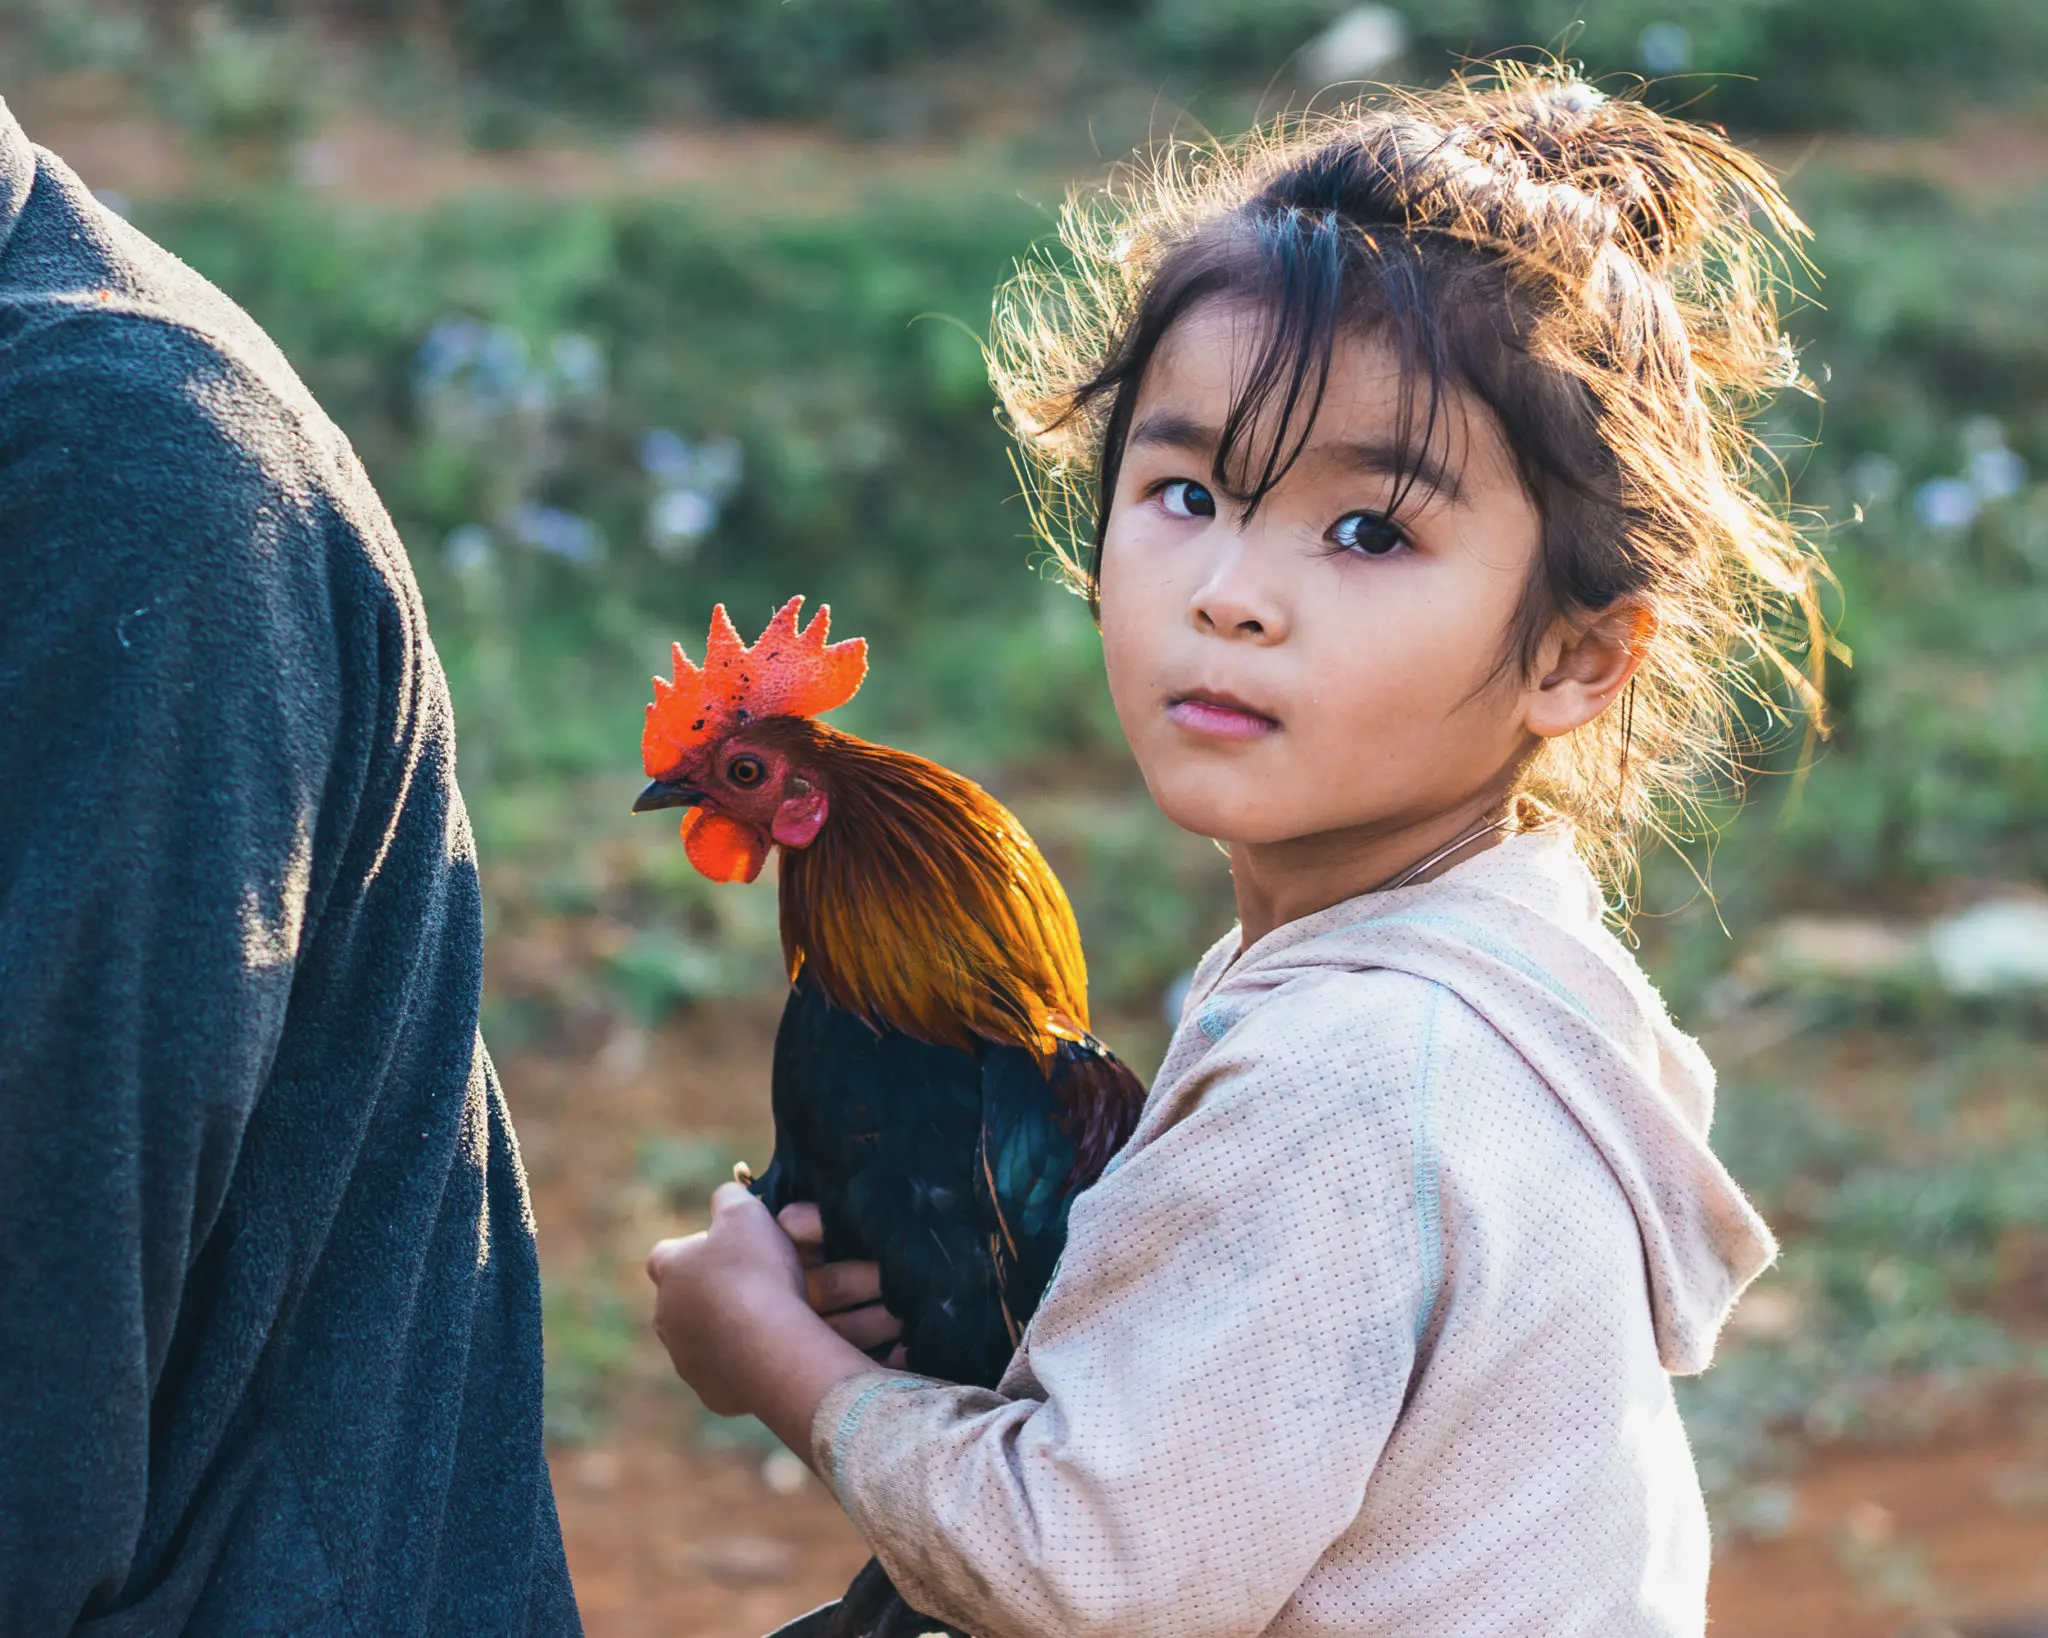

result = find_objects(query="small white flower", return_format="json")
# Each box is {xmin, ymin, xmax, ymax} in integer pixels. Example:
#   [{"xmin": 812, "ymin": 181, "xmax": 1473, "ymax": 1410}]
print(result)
[
  {"xmin": 1913, "ymin": 477, "xmax": 1979, "ymax": 530},
  {"xmin": 640, "ymin": 427, "xmax": 693, "ymax": 486},
  {"xmin": 1960, "ymin": 414, "xmax": 2007, "ymax": 454},
  {"xmin": 509, "ymin": 504, "xmax": 601, "ymax": 564},
  {"xmin": 550, "ymin": 332, "xmax": 605, "ymax": 395},
  {"xmin": 761, "ymin": 1449, "xmax": 809, "ymax": 1496},
  {"xmin": 1846, "ymin": 454, "xmax": 1900, "ymax": 506},
  {"xmin": 693, "ymin": 435, "xmax": 745, "ymax": 498},
  {"xmin": 1968, "ymin": 444, "xmax": 2026, "ymax": 501},
  {"xmin": 648, "ymin": 489, "xmax": 717, "ymax": 558},
  {"xmin": 444, "ymin": 524, "xmax": 494, "ymax": 573}
]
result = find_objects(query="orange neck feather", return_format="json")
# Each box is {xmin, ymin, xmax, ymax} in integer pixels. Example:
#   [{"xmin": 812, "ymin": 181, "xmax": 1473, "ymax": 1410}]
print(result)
[{"xmin": 762, "ymin": 720, "xmax": 1090, "ymax": 1061}]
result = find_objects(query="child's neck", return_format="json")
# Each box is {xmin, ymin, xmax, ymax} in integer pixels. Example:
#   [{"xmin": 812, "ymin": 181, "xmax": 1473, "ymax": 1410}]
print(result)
[{"xmin": 1227, "ymin": 790, "xmax": 1517, "ymax": 951}]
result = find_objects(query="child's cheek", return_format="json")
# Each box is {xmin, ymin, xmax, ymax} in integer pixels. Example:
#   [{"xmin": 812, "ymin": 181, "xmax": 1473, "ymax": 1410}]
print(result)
[
  {"xmin": 1093, "ymin": 546, "xmax": 1149, "ymax": 716},
  {"xmin": 1096, "ymin": 611, "xmax": 1152, "ymax": 755}
]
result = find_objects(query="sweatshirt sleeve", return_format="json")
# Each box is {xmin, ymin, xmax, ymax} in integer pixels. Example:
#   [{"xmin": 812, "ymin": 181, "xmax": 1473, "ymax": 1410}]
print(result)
[
  {"xmin": 0, "ymin": 315, "xmax": 345, "ymax": 1631},
  {"xmin": 812, "ymin": 971, "xmax": 1448, "ymax": 1638}
]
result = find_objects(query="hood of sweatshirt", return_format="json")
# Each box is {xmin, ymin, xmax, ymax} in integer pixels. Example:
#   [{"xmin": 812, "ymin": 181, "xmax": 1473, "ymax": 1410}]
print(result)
[{"xmin": 1177, "ymin": 822, "xmax": 1774, "ymax": 1375}]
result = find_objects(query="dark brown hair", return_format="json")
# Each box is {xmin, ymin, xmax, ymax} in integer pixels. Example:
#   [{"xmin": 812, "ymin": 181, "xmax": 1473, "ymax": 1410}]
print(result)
[{"xmin": 990, "ymin": 62, "xmax": 1832, "ymax": 886}]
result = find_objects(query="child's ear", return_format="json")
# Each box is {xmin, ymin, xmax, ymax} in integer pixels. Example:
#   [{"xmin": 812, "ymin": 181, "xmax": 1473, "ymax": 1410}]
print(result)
[{"xmin": 1525, "ymin": 603, "xmax": 1654, "ymax": 741}]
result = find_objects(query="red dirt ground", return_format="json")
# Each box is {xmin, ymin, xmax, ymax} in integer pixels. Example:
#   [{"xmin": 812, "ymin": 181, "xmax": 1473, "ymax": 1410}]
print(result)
[
  {"xmin": 543, "ymin": 1379, "xmax": 2048, "ymax": 1638},
  {"xmin": 7, "ymin": 75, "xmax": 1067, "ymax": 216}
]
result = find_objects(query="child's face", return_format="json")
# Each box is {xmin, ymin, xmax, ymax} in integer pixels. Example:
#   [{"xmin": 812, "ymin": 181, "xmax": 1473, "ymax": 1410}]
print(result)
[{"xmin": 1098, "ymin": 301, "xmax": 1581, "ymax": 849}]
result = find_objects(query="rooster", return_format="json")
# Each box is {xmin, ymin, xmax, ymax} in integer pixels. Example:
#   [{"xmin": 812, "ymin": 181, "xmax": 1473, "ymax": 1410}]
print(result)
[{"xmin": 634, "ymin": 597, "xmax": 1146, "ymax": 1638}]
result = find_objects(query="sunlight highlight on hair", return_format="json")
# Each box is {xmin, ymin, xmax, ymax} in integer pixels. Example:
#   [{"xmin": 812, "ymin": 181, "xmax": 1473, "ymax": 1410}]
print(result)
[{"xmin": 988, "ymin": 59, "xmax": 1836, "ymax": 902}]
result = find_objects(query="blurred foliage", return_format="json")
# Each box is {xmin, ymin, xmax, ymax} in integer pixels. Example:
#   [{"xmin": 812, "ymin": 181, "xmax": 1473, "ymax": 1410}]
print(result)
[
  {"xmin": 606, "ymin": 927, "xmax": 750, "ymax": 1020},
  {"xmin": 1676, "ymin": 1022, "xmax": 2048, "ymax": 1530},
  {"xmin": 134, "ymin": 181, "xmax": 1089, "ymax": 757},
  {"xmin": 637, "ymin": 1132, "xmax": 744, "ymax": 1207},
  {"xmin": 4, "ymin": 0, "xmax": 2046, "ymax": 137},
  {"xmin": 541, "ymin": 1260, "xmax": 640, "ymax": 1443},
  {"xmin": 1622, "ymin": 170, "xmax": 2048, "ymax": 943},
  {"xmin": 1383, "ymin": 0, "xmax": 2048, "ymax": 129},
  {"xmin": 1751, "ymin": 173, "xmax": 2048, "ymax": 892}
]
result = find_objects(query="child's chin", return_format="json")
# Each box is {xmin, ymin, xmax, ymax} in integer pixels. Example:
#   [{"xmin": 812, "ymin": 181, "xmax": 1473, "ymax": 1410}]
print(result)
[{"xmin": 1144, "ymin": 775, "xmax": 1282, "ymax": 846}]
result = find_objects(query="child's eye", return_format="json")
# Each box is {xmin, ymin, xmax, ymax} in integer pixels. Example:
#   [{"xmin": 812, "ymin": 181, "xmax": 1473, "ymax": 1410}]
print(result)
[
  {"xmin": 1157, "ymin": 479, "xmax": 1217, "ymax": 520},
  {"xmin": 1329, "ymin": 510, "xmax": 1408, "ymax": 557}
]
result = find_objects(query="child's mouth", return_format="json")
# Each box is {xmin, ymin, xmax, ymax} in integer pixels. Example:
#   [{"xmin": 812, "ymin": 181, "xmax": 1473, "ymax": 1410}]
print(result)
[{"xmin": 1168, "ymin": 691, "xmax": 1280, "ymax": 740}]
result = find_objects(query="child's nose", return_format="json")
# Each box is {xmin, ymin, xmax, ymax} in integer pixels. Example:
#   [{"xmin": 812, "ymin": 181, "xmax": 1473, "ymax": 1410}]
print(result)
[{"xmin": 1189, "ymin": 538, "xmax": 1288, "ymax": 642}]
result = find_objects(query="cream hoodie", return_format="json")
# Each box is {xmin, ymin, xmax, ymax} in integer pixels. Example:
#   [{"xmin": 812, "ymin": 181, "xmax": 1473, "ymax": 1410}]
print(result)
[{"xmin": 811, "ymin": 826, "xmax": 1774, "ymax": 1638}]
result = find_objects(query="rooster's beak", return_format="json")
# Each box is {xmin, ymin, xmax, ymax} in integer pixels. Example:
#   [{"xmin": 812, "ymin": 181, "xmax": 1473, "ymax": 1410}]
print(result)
[{"xmin": 633, "ymin": 778, "xmax": 705, "ymax": 815}]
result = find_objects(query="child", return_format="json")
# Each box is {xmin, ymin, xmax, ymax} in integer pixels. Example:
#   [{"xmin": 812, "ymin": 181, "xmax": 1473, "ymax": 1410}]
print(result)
[{"xmin": 648, "ymin": 63, "xmax": 1826, "ymax": 1637}]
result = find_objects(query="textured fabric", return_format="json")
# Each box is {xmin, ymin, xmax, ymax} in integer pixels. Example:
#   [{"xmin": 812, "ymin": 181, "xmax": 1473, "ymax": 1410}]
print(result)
[
  {"xmin": 812, "ymin": 825, "xmax": 1773, "ymax": 1638},
  {"xmin": 0, "ymin": 98, "xmax": 578, "ymax": 1635}
]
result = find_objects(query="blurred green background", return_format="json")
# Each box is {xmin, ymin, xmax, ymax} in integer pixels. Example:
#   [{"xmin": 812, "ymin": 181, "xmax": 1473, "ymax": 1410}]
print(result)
[{"xmin": 4, "ymin": 0, "xmax": 2045, "ymax": 1623}]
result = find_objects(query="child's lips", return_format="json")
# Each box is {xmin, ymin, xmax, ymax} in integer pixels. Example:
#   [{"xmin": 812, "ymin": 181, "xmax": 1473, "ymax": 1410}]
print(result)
[{"xmin": 1168, "ymin": 691, "xmax": 1280, "ymax": 740}]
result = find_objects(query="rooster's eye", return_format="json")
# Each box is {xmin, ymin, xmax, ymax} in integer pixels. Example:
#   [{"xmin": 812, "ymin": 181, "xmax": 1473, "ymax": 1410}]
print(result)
[{"xmin": 728, "ymin": 755, "xmax": 765, "ymax": 787}]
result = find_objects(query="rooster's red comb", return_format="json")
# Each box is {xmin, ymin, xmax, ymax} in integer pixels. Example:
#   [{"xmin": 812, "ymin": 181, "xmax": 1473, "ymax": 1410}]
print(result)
[{"xmin": 642, "ymin": 596, "xmax": 867, "ymax": 777}]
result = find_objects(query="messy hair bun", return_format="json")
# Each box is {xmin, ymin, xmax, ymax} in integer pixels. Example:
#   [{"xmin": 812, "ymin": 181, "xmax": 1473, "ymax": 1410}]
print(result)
[{"xmin": 990, "ymin": 60, "xmax": 1831, "ymax": 895}]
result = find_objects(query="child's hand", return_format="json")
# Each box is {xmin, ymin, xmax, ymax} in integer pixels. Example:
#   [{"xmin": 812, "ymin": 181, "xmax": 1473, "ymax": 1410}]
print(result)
[
  {"xmin": 776, "ymin": 1201, "xmax": 908, "ymax": 1366},
  {"xmin": 647, "ymin": 1182, "xmax": 812, "ymax": 1416},
  {"xmin": 647, "ymin": 1184, "xmax": 886, "ymax": 1455}
]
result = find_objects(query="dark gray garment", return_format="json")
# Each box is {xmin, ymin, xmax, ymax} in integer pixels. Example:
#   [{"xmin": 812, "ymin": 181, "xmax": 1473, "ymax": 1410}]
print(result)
[{"xmin": 0, "ymin": 99, "xmax": 580, "ymax": 1636}]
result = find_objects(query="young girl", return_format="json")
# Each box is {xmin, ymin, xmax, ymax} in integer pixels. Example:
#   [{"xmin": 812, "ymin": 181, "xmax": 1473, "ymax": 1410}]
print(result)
[{"xmin": 648, "ymin": 63, "xmax": 1827, "ymax": 1637}]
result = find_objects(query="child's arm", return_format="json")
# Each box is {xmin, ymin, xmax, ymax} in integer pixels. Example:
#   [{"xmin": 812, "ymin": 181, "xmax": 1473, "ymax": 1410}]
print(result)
[
  {"xmin": 812, "ymin": 977, "xmax": 1447, "ymax": 1638},
  {"xmin": 819, "ymin": 1113, "xmax": 1432, "ymax": 1637},
  {"xmin": 651, "ymin": 975, "xmax": 1445, "ymax": 1638}
]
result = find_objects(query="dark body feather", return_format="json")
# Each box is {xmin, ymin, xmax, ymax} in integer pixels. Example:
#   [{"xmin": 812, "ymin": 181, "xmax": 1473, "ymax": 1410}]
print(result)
[
  {"xmin": 752, "ymin": 970, "xmax": 1134, "ymax": 1385},
  {"xmin": 753, "ymin": 974, "xmax": 1140, "ymax": 1638}
]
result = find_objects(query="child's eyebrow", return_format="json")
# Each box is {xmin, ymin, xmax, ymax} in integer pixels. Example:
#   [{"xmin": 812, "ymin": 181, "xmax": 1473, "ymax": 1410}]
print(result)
[
  {"xmin": 1126, "ymin": 411, "xmax": 1216, "ymax": 458},
  {"xmin": 1128, "ymin": 412, "xmax": 1463, "ymax": 506},
  {"xmin": 1328, "ymin": 438, "xmax": 1465, "ymax": 505}
]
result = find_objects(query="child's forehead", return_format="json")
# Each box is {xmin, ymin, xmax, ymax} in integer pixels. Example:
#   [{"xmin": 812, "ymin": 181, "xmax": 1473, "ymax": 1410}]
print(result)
[
  {"xmin": 1132, "ymin": 298, "xmax": 1506, "ymax": 494},
  {"xmin": 1147, "ymin": 301, "xmax": 1407, "ymax": 401}
]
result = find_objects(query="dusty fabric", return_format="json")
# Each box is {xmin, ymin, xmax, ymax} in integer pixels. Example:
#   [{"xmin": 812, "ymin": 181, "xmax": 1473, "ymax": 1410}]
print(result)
[
  {"xmin": 812, "ymin": 825, "xmax": 1773, "ymax": 1638},
  {"xmin": 0, "ymin": 98, "xmax": 576, "ymax": 1634}
]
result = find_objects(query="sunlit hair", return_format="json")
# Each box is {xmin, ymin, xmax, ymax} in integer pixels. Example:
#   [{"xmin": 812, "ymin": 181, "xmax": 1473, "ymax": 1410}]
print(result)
[{"xmin": 989, "ymin": 60, "xmax": 1833, "ymax": 894}]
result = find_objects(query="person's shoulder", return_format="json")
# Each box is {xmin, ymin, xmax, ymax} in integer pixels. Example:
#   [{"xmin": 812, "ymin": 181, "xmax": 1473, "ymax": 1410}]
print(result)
[
  {"xmin": 2, "ymin": 180, "xmax": 326, "ymax": 460},
  {"xmin": 1191, "ymin": 967, "xmax": 1452, "ymax": 1117},
  {"xmin": 1206, "ymin": 965, "xmax": 1445, "ymax": 1052},
  {"xmin": 0, "ymin": 294, "xmax": 306, "ymax": 468},
  {"xmin": 0, "ymin": 273, "xmax": 398, "ymax": 591},
  {"xmin": 0, "ymin": 306, "xmax": 404, "ymax": 720},
  {"xmin": 4, "ymin": 157, "xmax": 304, "ymax": 397},
  {"xmin": 1136, "ymin": 970, "xmax": 1451, "ymax": 1221}
]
